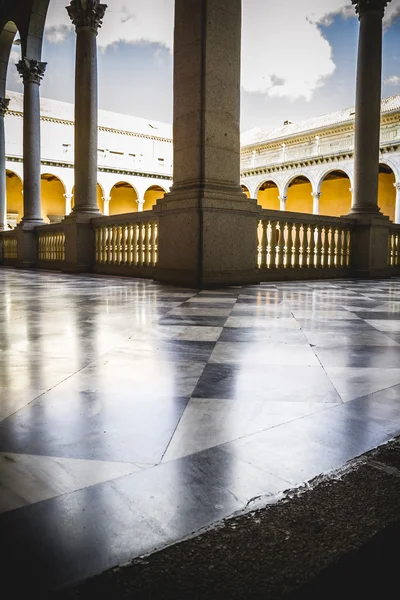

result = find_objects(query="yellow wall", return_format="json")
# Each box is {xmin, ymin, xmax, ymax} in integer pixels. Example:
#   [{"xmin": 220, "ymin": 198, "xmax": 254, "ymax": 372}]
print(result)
[
  {"xmin": 257, "ymin": 186, "xmax": 280, "ymax": 210},
  {"xmin": 286, "ymin": 181, "xmax": 313, "ymax": 213},
  {"xmin": 110, "ymin": 185, "xmax": 138, "ymax": 215},
  {"xmin": 319, "ymin": 177, "xmax": 351, "ymax": 217},
  {"xmin": 6, "ymin": 171, "xmax": 23, "ymax": 221},
  {"xmin": 143, "ymin": 188, "xmax": 166, "ymax": 211},
  {"xmin": 97, "ymin": 185, "xmax": 104, "ymax": 213},
  {"xmin": 378, "ymin": 171, "xmax": 396, "ymax": 221},
  {"xmin": 41, "ymin": 177, "xmax": 65, "ymax": 221}
]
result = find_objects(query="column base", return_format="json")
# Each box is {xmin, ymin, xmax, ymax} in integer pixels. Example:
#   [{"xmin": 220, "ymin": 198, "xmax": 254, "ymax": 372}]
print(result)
[
  {"xmin": 346, "ymin": 213, "xmax": 392, "ymax": 278},
  {"xmin": 62, "ymin": 213, "xmax": 98, "ymax": 272},
  {"xmin": 15, "ymin": 223, "xmax": 39, "ymax": 268},
  {"xmin": 154, "ymin": 187, "xmax": 261, "ymax": 287}
]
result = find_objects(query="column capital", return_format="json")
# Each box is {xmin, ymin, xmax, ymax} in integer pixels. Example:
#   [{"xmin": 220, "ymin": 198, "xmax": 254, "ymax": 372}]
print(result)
[
  {"xmin": 0, "ymin": 97, "xmax": 10, "ymax": 117},
  {"xmin": 16, "ymin": 58, "xmax": 47, "ymax": 84},
  {"xmin": 311, "ymin": 192, "xmax": 321, "ymax": 198},
  {"xmin": 351, "ymin": 0, "xmax": 389, "ymax": 18},
  {"xmin": 67, "ymin": 0, "xmax": 107, "ymax": 33},
  {"xmin": 394, "ymin": 182, "xmax": 400, "ymax": 191},
  {"xmin": 102, "ymin": 195, "xmax": 111, "ymax": 203}
]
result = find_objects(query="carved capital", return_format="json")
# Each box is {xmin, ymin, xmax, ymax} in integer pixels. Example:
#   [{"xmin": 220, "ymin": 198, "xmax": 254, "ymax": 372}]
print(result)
[
  {"xmin": 0, "ymin": 97, "xmax": 10, "ymax": 117},
  {"xmin": 351, "ymin": 0, "xmax": 389, "ymax": 18},
  {"xmin": 394, "ymin": 182, "xmax": 400, "ymax": 191},
  {"xmin": 311, "ymin": 192, "xmax": 321, "ymax": 199},
  {"xmin": 16, "ymin": 58, "xmax": 47, "ymax": 84},
  {"xmin": 67, "ymin": 0, "xmax": 107, "ymax": 33}
]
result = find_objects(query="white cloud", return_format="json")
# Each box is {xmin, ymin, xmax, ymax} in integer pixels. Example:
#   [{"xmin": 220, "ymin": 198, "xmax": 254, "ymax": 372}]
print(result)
[
  {"xmin": 384, "ymin": 75, "xmax": 400, "ymax": 85},
  {"xmin": 45, "ymin": 0, "xmax": 400, "ymax": 103}
]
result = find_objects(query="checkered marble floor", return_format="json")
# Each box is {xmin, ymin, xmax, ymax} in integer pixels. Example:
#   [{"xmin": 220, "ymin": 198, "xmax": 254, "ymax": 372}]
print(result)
[{"xmin": 1, "ymin": 269, "xmax": 400, "ymax": 593}]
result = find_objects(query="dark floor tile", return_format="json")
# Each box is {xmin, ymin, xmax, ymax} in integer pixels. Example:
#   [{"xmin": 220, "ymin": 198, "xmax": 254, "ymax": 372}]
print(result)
[{"xmin": 157, "ymin": 315, "xmax": 228, "ymax": 327}]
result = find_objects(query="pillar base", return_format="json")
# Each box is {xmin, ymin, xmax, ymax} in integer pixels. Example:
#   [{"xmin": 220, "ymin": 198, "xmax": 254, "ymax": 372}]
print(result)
[
  {"xmin": 15, "ymin": 223, "xmax": 38, "ymax": 268},
  {"xmin": 154, "ymin": 187, "xmax": 261, "ymax": 287},
  {"xmin": 346, "ymin": 213, "xmax": 392, "ymax": 278},
  {"xmin": 62, "ymin": 212, "xmax": 98, "ymax": 273}
]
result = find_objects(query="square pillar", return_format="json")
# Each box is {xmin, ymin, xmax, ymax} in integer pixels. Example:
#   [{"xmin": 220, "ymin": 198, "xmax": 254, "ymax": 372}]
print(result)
[{"xmin": 155, "ymin": 0, "xmax": 260, "ymax": 287}]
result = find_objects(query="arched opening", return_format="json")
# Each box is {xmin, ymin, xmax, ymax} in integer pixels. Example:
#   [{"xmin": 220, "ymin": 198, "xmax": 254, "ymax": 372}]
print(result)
[
  {"xmin": 257, "ymin": 180, "xmax": 280, "ymax": 210},
  {"xmin": 109, "ymin": 182, "xmax": 138, "ymax": 215},
  {"xmin": 143, "ymin": 185, "xmax": 166, "ymax": 211},
  {"xmin": 241, "ymin": 184, "xmax": 251, "ymax": 198},
  {"xmin": 97, "ymin": 184, "xmax": 104, "ymax": 213},
  {"xmin": 319, "ymin": 170, "xmax": 352, "ymax": 217},
  {"xmin": 1, "ymin": 21, "xmax": 20, "ymax": 96},
  {"xmin": 286, "ymin": 175, "xmax": 313, "ymax": 213},
  {"xmin": 40, "ymin": 173, "xmax": 66, "ymax": 223},
  {"xmin": 378, "ymin": 164, "xmax": 396, "ymax": 221},
  {"xmin": 6, "ymin": 170, "xmax": 23, "ymax": 228}
]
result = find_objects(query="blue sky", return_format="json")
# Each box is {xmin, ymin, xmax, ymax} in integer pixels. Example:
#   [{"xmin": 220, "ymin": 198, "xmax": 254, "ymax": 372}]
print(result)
[{"xmin": 6, "ymin": 0, "xmax": 400, "ymax": 132}]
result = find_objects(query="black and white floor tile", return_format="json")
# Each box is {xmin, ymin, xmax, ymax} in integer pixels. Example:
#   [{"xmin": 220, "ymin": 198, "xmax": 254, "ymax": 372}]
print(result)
[{"xmin": 1, "ymin": 269, "xmax": 400, "ymax": 593}]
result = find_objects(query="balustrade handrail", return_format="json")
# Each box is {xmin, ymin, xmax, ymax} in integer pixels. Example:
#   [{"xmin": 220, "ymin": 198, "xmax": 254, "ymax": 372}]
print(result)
[
  {"xmin": 0, "ymin": 229, "xmax": 18, "ymax": 237},
  {"xmin": 92, "ymin": 211, "xmax": 158, "ymax": 227},
  {"xmin": 259, "ymin": 208, "xmax": 355, "ymax": 228},
  {"xmin": 36, "ymin": 222, "xmax": 66, "ymax": 233}
]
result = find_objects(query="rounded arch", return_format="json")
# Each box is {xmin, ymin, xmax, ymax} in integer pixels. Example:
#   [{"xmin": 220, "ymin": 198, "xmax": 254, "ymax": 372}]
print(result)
[
  {"xmin": 0, "ymin": 21, "xmax": 18, "ymax": 96},
  {"xmin": 318, "ymin": 169, "xmax": 352, "ymax": 217},
  {"xmin": 378, "ymin": 156, "xmax": 400, "ymax": 181},
  {"xmin": 241, "ymin": 184, "xmax": 251, "ymax": 198},
  {"xmin": 256, "ymin": 179, "xmax": 280, "ymax": 210},
  {"xmin": 316, "ymin": 165, "xmax": 353, "ymax": 194},
  {"xmin": 143, "ymin": 185, "xmax": 167, "ymax": 211},
  {"xmin": 378, "ymin": 162, "xmax": 396, "ymax": 221},
  {"xmin": 6, "ymin": 169, "xmax": 23, "ymax": 227},
  {"xmin": 24, "ymin": 0, "xmax": 51, "ymax": 60},
  {"xmin": 40, "ymin": 173, "xmax": 66, "ymax": 223},
  {"xmin": 285, "ymin": 174, "xmax": 314, "ymax": 214},
  {"xmin": 254, "ymin": 175, "xmax": 282, "ymax": 197},
  {"xmin": 109, "ymin": 181, "xmax": 138, "ymax": 215}
]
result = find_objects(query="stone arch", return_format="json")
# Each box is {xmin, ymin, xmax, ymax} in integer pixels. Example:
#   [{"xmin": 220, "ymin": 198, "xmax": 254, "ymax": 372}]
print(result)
[
  {"xmin": 316, "ymin": 165, "xmax": 354, "ymax": 194},
  {"xmin": 109, "ymin": 181, "xmax": 138, "ymax": 215},
  {"xmin": 284, "ymin": 174, "xmax": 314, "ymax": 214},
  {"xmin": 0, "ymin": 21, "xmax": 18, "ymax": 96},
  {"xmin": 40, "ymin": 173, "xmax": 66, "ymax": 222},
  {"xmin": 24, "ymin": 0, "xmax": 51, "ymax": 60},
  {"xmin": 256, "ymin": 179, "xmax": 280, "ymax": 210},
  {"xmin": 6, "ymin": 169, "xmax": 23, "ymax": 227},
  {"xmin": 318, "ymin": 169, "xmax": 352, "ymax": 217},
  {"xmin": 143, "ymin": 185, "xmax": 167, "ymax": 211},
  {"xmin": 241, "ymin": 184, "xmax": 251, "ymax": 198},
  {"xmin": 378, "ymin": 162, "xmax": 396, "ymax": 221},
  {"xmin": 254, "ymin": 175, "xmax": 282, "ymax": 198}
]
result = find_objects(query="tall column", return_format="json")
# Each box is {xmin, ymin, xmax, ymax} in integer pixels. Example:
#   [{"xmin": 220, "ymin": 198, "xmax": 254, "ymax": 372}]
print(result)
[
  {"xmin": 67, "ymin": 0, "xmax": 106, "ymax": 215},
  {"xmin": 155, "ymin": 0, "xmax": 259, "ymax": 286},
  {"xmin": 394, "ymin": 182, "xmax": 400, "ymax": 224},
  {"xmin": 16, "ymin": 58, "xmax": 46, "ymax": 226},
  {"xmin": 311, "ymin": 192, "xmax": 320, "ymax": 215},
  {"xmin": 350, "ymin": 0, "xmax": 388, "ymax": 214},
  {"xmin": 0, "ymin": 97, "xmax": 10, "ymax": 231}
]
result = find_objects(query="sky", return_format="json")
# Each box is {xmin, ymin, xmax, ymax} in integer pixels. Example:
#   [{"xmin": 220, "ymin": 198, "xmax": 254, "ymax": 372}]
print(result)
[{"xmin": 6, "ymin": 0, "xmax": 400, "ymax": 132}]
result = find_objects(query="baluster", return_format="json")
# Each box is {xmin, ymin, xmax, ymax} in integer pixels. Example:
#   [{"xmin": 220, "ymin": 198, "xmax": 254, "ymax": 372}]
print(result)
[
  {"xmin": 259, "ymin": 221, "xmax": 267, "ymax": 268},
  {"xmin": 121, "ymin": 226, "xmax": 128, "ymax": 265},
  {"xmin": 286, "ymin": 223, "xmax": 293, "ymax": 268},
  {"xmin": 133, "ymin": 224, "xmax": 139, "ymax": 265},
  {"xmin": 321, "ymin": 226, "xmax": 329, "ymax": 268},
  {"xmin": 309, "ymin": 224, "xmax": 316, "ymax": 268},
  {"xmin": 292, "ymin": 223, "xmax": 301, "ymax": 268},
  {"xmin": 336, "ymin": 227, "xmax": 343, "ymax": 268},
  {"xmin": 277, "ymin": 222, "xmax": 285, "ymax": 268},
  {"xmin": 145, "ymin": 222, "xmax": 152, "ymax": 266},
  {"xmin": 269, "ymin": 221, "xmax": 277, "ymax": 268},
  {"xmin": 127, "ymin": 225, "xmax": 133, "ymax": 265},
  {"xmin": 330, "ymin": 226, "xmax": 337, "ymax": 268},
  {"xmin": 95, "ymin": 229, "xmax": 100, "ymax": 263},
  {"xmin": 153, "ymin": 223, "xmax": 159, "ymax": 265},
  {"xmin": 108, "ymin": 227, "xmax": 115, "ymax": 264},
  {"xmin": 100, "ymin": 228, "xmax": 106, "ymax": 264},
  {"xmin": 138, "ymin": 223, "xmax": 145, "ymax": 266}
]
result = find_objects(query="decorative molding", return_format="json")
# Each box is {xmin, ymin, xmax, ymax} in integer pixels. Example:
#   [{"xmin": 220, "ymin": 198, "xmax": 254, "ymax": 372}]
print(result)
[
  {"xmin": 351, "ymin": 0, "xmax": 388, "ymax": 18},
  {"xmin": 16, "ymin": 58, "xmax": 47, "ymax": 84},
  {"xmin": 67, "ymin": 0, "xmax": 107, "ymax": 33},
  {"xmin": 0, "ymin": 97, "xmax": 10, "ymax": 117}
]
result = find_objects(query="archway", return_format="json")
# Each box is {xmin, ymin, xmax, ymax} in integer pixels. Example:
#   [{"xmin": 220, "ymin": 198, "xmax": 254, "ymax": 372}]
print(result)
[
  {"xmin": 257, "ymin": 180, "xmax": 280, "ymax": 210},
  {"xmin": 241, "ymin": 184, "xmax": 251, "ymax": 198},
  {"xmin": 6, "ymin": 170, "xmax": 23, "ymax": 227},
  {"xmin": 109, "ymin": 182, "xmax": 138, "ymax": 215},
  {"xmin": 319, "ymin": 170, "xmax": 352, "ymax": 217},
  {"xmin": 0, "ymin": 21, "xmax": 19, "ymax": 96},
  {"xmin": 378, "ymin": 163, "xmax": 396, "ymax": 221},
  {"xmin": 40, "ymin": 173, "xmax": 65, "ymax": 222},
  {"xmin": 286, "ymin": 175, "xmax": 313, "ymax": 213},
  {"xmin": 143, "ymin": 185, "xmax": 166, "ymax": 211}
]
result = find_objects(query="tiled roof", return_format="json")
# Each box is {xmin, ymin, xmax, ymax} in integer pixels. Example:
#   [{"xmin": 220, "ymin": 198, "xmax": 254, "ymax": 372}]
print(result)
[
  {"xmin": 6, "ymin": 90, "xmax": 173, "ymax": 139},
  {"xmin": 241, "ymin": 95, "xmax": 400, "ymax": 149}
]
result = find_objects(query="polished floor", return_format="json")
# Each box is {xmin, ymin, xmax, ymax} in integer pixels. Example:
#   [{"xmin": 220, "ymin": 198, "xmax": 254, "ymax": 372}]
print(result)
[{"xmin": 1, "ymin": 269, "xmax": 400, "ymax": 593}]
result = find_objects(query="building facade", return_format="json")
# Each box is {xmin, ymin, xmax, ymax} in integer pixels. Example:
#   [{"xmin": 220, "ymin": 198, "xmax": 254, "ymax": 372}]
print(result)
[{"xmin": 4, "ymin": 91, "xmax": 400, "ymax": 229}]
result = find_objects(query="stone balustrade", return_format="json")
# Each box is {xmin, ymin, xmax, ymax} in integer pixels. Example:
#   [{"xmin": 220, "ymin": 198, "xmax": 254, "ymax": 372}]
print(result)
[
  {"xmin": 37, "ymin": 224, "xmax": 65, "ymax": 264},
  {"xmin": 257, "ymin": 210, "xmax": 354, "ymax": 279},
  {"xmin": 388, "ymin": 224, "xmax": 400, "ymax": 268},
  {"xmin": 0, "ymin": 230, "xmax": 18, "ymax": 262}
]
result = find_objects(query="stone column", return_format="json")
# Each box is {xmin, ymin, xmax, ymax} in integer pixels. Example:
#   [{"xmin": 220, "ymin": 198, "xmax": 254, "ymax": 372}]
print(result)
[
  {"xmin": 0, "ymin": 97, "xmax": 10, "ymax": 231},
  {"xmin": 155, "ymin": 0, "xmax": 259, "ymax": 286},
  {"xmin": 279, "ymin": 195, "xmax": 287, "ymax": 211},
  {"xmin": 311, "ymin": 192, "xmax": 320, "ymax": 215},
  {"xmin": 394, "ymin": 182, "xmax": 400, "ymax": 224},
  {"xmin": 351, "ymin": 0, "xmax": 388, "ymax": 215},
  {"xmin": 64, "ymin": 193, "xmax": 73, "ymax": 215},
  {"xmin": 102, "ymin": 196, "xmax": 110, "ymax": 216},
  {"xmin": 16, "ymin": 58, "xmax": 46, "ymax": 226},
  {"xmin": 67, "ymin": 0, "xmax": 106, "ymax": 215}
]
